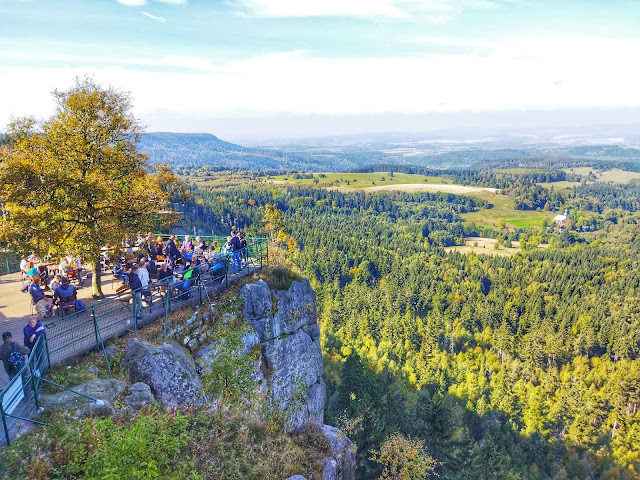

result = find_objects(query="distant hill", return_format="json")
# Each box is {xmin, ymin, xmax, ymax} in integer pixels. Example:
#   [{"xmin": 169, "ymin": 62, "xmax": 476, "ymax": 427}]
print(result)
[
  {"xmin": 138, "ymin": 132, "xmax": 386, "ymax": 171},
  {"xmin": 138, "ymin": 132, "xmax": 640, "ymax": 172}
]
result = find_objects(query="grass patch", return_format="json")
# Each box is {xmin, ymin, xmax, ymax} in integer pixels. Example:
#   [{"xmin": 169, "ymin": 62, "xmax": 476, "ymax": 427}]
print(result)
[
  {"xmin": 260, "ymin": 266, "xmax": 303, "ymax": 291},
  {"xmin": 0, "ymin": 406, "xmax": 330, "ymax": 480},
  {"xmin": 261, "ymin": 172, "xmax": 451, "ymax": 188},
  {"xmin": 459, "ymin": 191, "xmax": 555, "ymax": 229},
  {"xmin": 504, "ymin": 216, "xmax": 549, "ymax": 229}
]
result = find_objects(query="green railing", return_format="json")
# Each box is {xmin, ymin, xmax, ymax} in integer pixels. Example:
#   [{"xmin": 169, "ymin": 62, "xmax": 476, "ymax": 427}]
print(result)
[
  {"xmin": 0, "ymin": 237, "xmax": 268, "ymax": 445},
  {"xmin": 0, "ymin": 252, "xmax": 21, "ymax": 276},
  {"xmin": 0, "ymin": 336, "xmax": 49, "ymax": 445}
]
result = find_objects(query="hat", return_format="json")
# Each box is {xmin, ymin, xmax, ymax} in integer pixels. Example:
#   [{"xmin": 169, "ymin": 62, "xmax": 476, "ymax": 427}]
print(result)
[{"xmin": 2, "ymin": 332, "xmax": 12, "ymax": 341}]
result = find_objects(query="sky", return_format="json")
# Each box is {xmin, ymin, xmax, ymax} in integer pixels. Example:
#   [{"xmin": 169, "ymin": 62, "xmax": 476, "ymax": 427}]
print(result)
[{"xmin": 1, "ymin": 0, "xmax": 639, "ymax": 143}]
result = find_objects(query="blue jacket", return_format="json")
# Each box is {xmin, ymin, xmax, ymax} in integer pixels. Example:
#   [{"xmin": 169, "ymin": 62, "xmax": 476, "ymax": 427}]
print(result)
[
  {"xmin": 29, "ymin": 283, "xmax": 45, "ymax": 302},
  {"xmin": 128, "ymin": 272, "xmax": 143, "ymax": 290},
  {"xmin": 54, "ymin": 283, "xmax": 76, "ymax": 301},
  {"xmin": 24, "ymin": 320, "xmax": 44, "ymax": 351}
]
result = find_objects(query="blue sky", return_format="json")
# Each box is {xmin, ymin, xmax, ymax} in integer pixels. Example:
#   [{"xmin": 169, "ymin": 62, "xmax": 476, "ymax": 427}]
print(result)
[{"xmin": 1, "ymin": 0, "xmax": 639, "ymax": 142}]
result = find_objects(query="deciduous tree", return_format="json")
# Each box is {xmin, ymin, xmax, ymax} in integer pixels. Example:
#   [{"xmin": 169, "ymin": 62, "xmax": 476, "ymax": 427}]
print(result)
[{"xmin": 0, "ymin": 78, "xmax": 178, "ymax": 297}]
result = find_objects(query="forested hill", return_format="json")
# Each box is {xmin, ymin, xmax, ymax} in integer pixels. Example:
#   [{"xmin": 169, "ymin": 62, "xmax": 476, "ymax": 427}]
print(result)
[{"xmin": 138, "ymin": 132, "xmax": 384, "ymax": 171}]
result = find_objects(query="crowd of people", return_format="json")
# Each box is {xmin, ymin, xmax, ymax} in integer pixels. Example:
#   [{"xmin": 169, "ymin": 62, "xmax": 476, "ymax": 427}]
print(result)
[
  {"xmin": 114, "ymin": 231, "xmax": 249, "ymax": 318},
  {"xmin": 2, "ymin": 232, "xmax": 251, "ymax": 383}
]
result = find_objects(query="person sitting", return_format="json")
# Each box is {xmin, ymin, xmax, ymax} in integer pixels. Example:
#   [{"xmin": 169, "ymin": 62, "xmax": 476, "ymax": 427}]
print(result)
[
  {"xmin": 23, "ymin": 316, "xmax": 45, "ymax": 355},
  {"xmin": 59, "ymin": 256, "xmax": 71, "ymax": 275},
  {"xmin": 181, "ymin": 235, "xmax": 194, "ymax": 252},
  {"xmin": 194, "ymin": 236, "xmax": 206, "ymax": 253},
  {"xmin": 152, "ymin": 237, "xmax": 164, "ymax": 259},
  {"xmin": 49, "ymin": 273, "xmax": 63, "ymax": 295},
  {"xmin": 0, "ymin": 332, "xmax": 29, "ymax": 380},
  {"xmin": 29, "ymin": 276, "xmax": 54, "ymax": 316},
  {"xmin": 53, "ymin": 277, "xmax": 76, "ymax": 304}
]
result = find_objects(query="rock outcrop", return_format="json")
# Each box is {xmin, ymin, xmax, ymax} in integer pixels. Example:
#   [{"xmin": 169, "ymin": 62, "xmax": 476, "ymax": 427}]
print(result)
[
  {"xmin": 39, "ymin": 378, "xmax": 127, "ymax": 418},
  {"xmin": 241, "ymin": 279, "xmax": 325, "ymax": 430},
  {"xmin": 322, "ymin": 425, "xmax": 356, "ymax": 480},
  {"xmin": 123, "ymin": 339, "xmax": 202, "ymax": 408}
]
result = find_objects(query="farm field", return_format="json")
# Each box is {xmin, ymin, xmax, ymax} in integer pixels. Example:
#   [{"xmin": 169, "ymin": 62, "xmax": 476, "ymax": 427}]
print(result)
[
  {"xmin": 263, "ymin": 172, "xmax": 452, "ymax": 188},
  {"xmin": 444, "ymin": 237, "xmax": 546, "ymax": 257},
  {"xmin": 560, "ymin": 167, "xmax": 640, "ymax": 184}
]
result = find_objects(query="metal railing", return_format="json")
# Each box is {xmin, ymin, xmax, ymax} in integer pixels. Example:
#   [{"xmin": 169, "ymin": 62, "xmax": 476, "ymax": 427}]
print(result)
[
  {"xmin": 0, "ymin": 336, "xmax": 49, "ymax": 445},
  {"xmin": 0, "ymin": 237, "xmax": 268, "ymax": 445},
  {"xmin": 0, "ymin": 252, "xmax": 21, "ymax": 276}
]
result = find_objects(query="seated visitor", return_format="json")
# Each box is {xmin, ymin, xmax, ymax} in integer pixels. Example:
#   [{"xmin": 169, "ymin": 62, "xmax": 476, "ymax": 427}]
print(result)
[
  {"xmin": 29, "ymin": 276, "xmax": 54, "ymax": 316},
  {"xmin": 181, "ymin": 235, "xmax": 194, "ymax": 252},
  {"xmin": 194, "ymin": 236, "xmax": 206, "ymax": 253},
  {"xmin": 53, "ymin": 277, "xmax": 76, "ymax": 303},
  {"xmin": 23, "ymin": 316, "xmax": 45, "ymax": 354}
]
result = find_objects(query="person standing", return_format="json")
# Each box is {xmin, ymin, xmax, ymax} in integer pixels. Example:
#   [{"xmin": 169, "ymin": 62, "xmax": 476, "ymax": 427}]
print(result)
[
  {"xmin": 128, "ymin": 265, "xmax": 143, "ymax": 319},
  {"xmin": 229, "ymin": 231, "xmax": 242, "ymax": 274},
  {"xmin": 0, "ymin": 332, "xmax": 29, "ymax": 380}
]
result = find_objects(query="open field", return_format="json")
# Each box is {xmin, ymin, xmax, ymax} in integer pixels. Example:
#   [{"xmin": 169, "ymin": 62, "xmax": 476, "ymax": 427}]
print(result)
[
  {"xmin": 269, "ymin": 174, "xmax": 552, "ymax": 230},
  {"xmin": 537, "ymin": 181, "xmax": 580, "ymax": 190},
  {"xmin": 445, "ymin": 237, "xmax": 547, "ymax": 257},
  {"xmin": 263, "ymin": 172, "xmax": 452, "ymax": 188},
  {"xmin": 358, "ymin": 184, "xmax": 497, "ymax": 194},
  {"xmin": 560, "ymin": 168, "xmax": 640, "ymax": 184}
]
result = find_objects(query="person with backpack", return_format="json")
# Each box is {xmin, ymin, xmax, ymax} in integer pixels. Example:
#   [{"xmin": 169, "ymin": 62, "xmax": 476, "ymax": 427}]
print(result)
[
  {"xmin": 0, "ymin": 332, "xmax": 29, "ymax": 380},
  {"xmin": 229, "ymin": 231, "xmax": 242, "ymax": 274}
]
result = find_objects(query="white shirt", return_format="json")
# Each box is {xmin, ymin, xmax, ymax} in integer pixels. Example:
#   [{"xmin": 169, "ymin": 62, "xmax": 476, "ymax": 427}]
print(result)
[{"xmin": 138, "ymin": 267, "xmax": 150, "ymax": 288}]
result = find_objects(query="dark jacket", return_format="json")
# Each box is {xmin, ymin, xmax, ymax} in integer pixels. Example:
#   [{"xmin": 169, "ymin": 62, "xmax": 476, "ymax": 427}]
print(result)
[
  {"xmin": 230, "ymin": 235, "xmax": 241, "ymax": 252},
  {"xmin": 29, "ymin": 282, "xmax": 45, "ymax": 302},
  {"xmin": 128, "ymin": 272, "xmax": 143, "ymax": 291},
  {"xmin": 24, "ymin": 321, "xmax": 45, "ymax": 352},
  {"xmin": 54, "ymin": 283, "xmax": 76, "ymax": 301},
  {"xmin": 0, "ymin": 340, "xmax": 29, "ymax": 377}
]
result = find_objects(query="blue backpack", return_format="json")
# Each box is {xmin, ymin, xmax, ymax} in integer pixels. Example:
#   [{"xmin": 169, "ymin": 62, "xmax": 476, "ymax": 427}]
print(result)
[{"xmin": 8, "ymin": 349, "xmax": 25, "ymax": 370}]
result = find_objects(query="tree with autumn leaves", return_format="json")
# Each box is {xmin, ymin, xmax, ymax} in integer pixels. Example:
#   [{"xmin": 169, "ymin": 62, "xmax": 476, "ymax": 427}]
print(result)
[{"xmin": 0, "ymin": 78, "xmax": 184, "ymax": 297}]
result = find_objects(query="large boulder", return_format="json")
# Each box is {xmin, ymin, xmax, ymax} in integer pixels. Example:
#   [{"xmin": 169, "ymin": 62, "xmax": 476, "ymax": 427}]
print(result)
[
  {"xmin": 123, "ymin": 339, "xmax": 202, "ymax": 408},
  {"xmin": 240, "ymin": 279, "xmax": 325, "ymax": 430},
  {"xmin": 39, "ymin": 378, "xmax": 126, "ymax": 418},
  {"xmin": 39, "ymin": 378, "xmax": 126, "ymax": 410}
]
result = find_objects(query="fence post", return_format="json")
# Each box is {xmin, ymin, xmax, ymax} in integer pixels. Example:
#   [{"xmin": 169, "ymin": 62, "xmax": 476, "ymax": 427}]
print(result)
[
  {"xmin": 163, "ymin": 286, "xmax": 169, "ymax": 343},
  {"xmin": 43, "ymin": 330, "xmax": 52, "ymax": 369},
  {"xmin": 92, "ymin": 308, "xmax": 112, "ymax": 378},
  {"xmin": 30, "ymin": 368, "xmax": 41, "ymax": 410},
  {"xmin": 133, "ymin": 292, "xmax": 138, "ymax": 339},
  {"xmin": 0, "ymin": 401, "xmax": 10, "ymax": 446}
]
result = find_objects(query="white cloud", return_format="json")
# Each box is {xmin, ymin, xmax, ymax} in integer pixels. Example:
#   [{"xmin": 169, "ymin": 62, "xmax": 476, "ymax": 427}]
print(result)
[
  {"xmin": 141, "ymin": 11, "xmax": 166, "ymax": 22},
  {"xmin": 230, "ymin": 0, "xmax": 512, "ymax": 20},
  {"xmin": 232, "ymin": 0, "xmax": 408, "ymax": 19},
  {"xmin": 117, "ymin": 0, "xmax": 146, "ymax": 6},
  {"xmin": 1, "ymin": 35, "xmax": 639, "ymax": 132},
  {"xmin": 155, "ymin": 0, "xmax": 188, "ymax": 4}
]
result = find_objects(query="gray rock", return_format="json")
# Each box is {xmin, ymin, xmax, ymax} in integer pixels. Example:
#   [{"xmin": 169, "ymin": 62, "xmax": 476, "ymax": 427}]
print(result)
[
  {"xmin": 40, "ymin": 379, "xmax": 127, "ymax": 410},
  {"xmin": 87, "ymin": 365, "xmax": 100, "ymax": 378},
  {"xmin": 240, "ymin": 280, "xmax": 272, "ymax": 324},
  {"xmin": 123, "ymin": 382, "xmax": 155, "ymax": 412},
  {"xmin": 196, "ymin": 329, "xmax": 265, "ymax": 389},
  {"xmin": 103, "ymin": 345, "xmax": 120, "ymax": 359},
  {"xmin": 263, "ymin": 328, "xmax": 325, "ymax": 430},
  {"xmin": 323, "ymin": 459, "xmax": 337, "ymax": 480},
  {"xmin": 123, "ymin": 339, "xmax": 202, "ymax": 408},
  {"xmin": 322, "ymin": 425, "xmax": 356, "ymax": 480},
  {"xmin": 240, "ymin": 278, "xmax": 325, "ymax": 431}
]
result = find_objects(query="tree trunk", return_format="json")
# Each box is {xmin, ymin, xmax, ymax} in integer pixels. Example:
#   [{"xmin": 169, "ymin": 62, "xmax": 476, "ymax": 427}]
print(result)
[{"xmin": 91, "ymin": 254, "xmax": 104, "ymax": 298}]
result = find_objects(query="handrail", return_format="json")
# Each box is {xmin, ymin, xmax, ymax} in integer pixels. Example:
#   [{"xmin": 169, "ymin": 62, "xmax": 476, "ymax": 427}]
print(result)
[{"xmin": 0, "ymin": 236, "xmax": 268, "ymax": 445}]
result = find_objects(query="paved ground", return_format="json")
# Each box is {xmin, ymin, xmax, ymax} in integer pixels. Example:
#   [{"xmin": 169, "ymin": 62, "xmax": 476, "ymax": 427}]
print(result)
[{"xmin": 0, "ymin": 271, "xmax": 121, "ymax": 388}]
